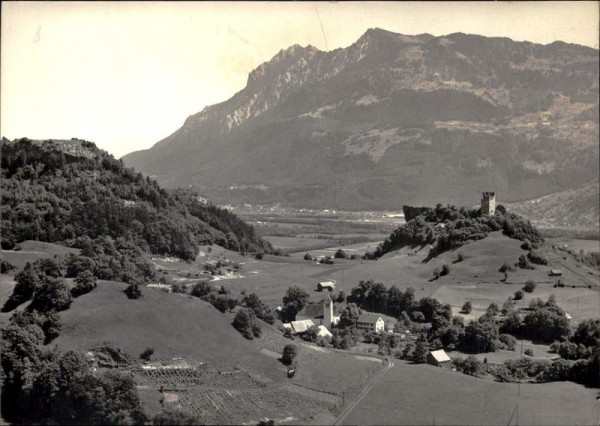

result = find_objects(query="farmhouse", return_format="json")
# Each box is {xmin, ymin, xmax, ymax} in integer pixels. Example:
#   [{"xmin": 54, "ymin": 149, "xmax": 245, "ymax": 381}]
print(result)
[
  {"xmin": 356, "ymin": 314, "xmax": 385, "ymax": 333},
  {"xmin": 549, "ymin": 269, "xmax": 563, "ymax": 277},
  {"xmin": 427, "ymin": 349, "xmax": 452, "ymax": 367},
  {"xmin": 317, "ymin": 280, "xmax": 336, "ymax": 291}
]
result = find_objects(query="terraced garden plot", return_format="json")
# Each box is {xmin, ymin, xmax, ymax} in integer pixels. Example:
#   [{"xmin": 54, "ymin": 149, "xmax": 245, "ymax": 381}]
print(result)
[{"xmin": 172, "ymin": 383, "xmax": 341, "ymax": 425}]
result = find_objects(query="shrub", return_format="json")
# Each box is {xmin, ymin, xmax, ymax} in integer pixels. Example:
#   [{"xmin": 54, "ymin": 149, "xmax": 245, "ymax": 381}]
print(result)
[
  {"xmin": 514, "ymin": 290, "xmax": 524, "ymax": 300},
  {"xmin": 0, "ymin": 259, "xmax": 15, "ymax": 273},
  {"xmin": 499, "ymin": 262, "xmax": 514, "ymax": 273},
  {"xmin": 124, "ymin": 283, "xmax": 142, "ymax": 299},
  {"xmin": 461, "ymin": 301, "xmax": 472, "ymax": 314},
  {"xmin": 486, "ymin": 303, "xmax": 499, "ymax": 316},
  {"xmin": 456, "ymin": 253, "xmax": 464, "ymax": 262},
  {"xmin": 282, "ymin": 344, "xmax": 297, "ymax": 366},
  {"xmin": 441, "ymin": 264, "xmax": 450, "ymax": 276},
  {"xmin": 523, "ymin": 280, "xmax": 536, "ymax": 293},
  {"xmin": 303, "ymin": 253, "xmax": 312, "ymax": 261},
  {"xmin": 524, "ymin": 348, "xmax": 534, "ymax": 356}
]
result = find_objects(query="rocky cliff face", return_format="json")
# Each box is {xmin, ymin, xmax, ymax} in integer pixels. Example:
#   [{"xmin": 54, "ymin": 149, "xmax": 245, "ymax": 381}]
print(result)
[{"xmin": 123, "ymin": 28, "xmax": 599, "ymax": 212}]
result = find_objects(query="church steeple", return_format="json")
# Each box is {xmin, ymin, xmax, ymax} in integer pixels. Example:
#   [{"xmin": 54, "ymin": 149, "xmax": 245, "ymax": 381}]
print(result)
[{"xmin": 323, "ymin": 293, "xmax": 333, "ymax": 330}]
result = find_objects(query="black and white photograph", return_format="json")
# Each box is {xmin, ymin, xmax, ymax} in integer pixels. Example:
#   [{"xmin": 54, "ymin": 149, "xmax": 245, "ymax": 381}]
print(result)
[{"xmin": 1, "ymin": 2, "xmax": 599, "ymax": 425}]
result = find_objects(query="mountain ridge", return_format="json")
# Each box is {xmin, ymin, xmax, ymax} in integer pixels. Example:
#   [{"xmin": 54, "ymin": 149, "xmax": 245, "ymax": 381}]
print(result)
[{"xmin": 123, "ymin": 28, "xmax": 599, "ymax": 212}]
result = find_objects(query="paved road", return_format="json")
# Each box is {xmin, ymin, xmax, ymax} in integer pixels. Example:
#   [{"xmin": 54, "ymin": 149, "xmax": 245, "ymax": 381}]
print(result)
[{"xmin": 333, "ymin": 358, "xmax": 394, "ymax": 426}]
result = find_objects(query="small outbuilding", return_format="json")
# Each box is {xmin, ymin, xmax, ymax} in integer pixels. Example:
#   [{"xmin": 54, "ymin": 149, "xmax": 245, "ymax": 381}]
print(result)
[
  {"xmin": 427, "ymin": 349, "xmax": 452, "ymax": 367},
  {"xmin": 317, "ymin": 280, "xmax": 336, "ymax": 291},
  {"xmin": 549, "ymin": 269, "xmax": 563, "ymax": 277}
]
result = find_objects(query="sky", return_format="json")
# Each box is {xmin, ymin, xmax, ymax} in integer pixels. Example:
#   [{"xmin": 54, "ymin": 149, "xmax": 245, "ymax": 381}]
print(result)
[{"xmin": 2, "ymin": 1, "xmax": 598, "ymax": 158}]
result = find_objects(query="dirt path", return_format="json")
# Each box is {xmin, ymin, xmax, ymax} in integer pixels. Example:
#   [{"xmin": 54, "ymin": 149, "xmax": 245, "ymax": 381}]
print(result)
[{"xmin": 333, "ymin": 358, "xmax": 394, "ymax": 425}]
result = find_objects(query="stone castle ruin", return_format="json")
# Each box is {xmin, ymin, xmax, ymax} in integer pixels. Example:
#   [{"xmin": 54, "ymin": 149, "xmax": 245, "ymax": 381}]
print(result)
[{"xmin": 481, "ymin": 192, "xmax": 496, "ymax": 215}]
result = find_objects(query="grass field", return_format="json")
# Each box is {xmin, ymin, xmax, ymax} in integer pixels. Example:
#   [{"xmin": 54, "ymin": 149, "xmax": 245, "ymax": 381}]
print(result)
[
  {"xmin": 0, "ymin": 240, "xmax": 80, "ymax": 270},
  {"xmin": 343, "ymin": 360, "xmax": 600, "ymax": 425},
  {"xmin": 53, "ymin": 280, "xmax": 283, "ymax": 382}
]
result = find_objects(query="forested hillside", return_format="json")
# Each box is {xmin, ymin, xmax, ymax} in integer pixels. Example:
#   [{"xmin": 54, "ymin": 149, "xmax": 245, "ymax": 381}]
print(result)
[{"xmin": 1, "ymin": 138, "xmax": 271, "ymax": 270}]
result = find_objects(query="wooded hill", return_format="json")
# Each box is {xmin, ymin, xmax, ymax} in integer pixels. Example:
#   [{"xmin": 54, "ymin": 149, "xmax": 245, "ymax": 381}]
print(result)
[{"xmin": 1, "ymin": 138, "xmax": 272, "ymax": 267}]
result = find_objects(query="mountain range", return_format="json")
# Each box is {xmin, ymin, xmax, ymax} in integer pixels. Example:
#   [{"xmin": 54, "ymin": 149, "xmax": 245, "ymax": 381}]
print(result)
[{"xmin": 123, "ymin": 28, "xmax": 599, "ymax": 213}]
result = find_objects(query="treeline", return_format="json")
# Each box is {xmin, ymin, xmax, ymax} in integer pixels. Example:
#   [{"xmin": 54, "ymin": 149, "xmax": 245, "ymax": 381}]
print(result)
[
  {"xmin": 367, "ymin": 203, "xmax": 544, "ymax": 259},
  {"xmin": 1, "ymin": 138, "xmax": 272, "ymax": 264}
]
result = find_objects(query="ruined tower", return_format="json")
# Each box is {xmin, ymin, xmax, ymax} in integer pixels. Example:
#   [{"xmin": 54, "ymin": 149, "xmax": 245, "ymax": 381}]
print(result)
[
  {"xmin": 323, "ymin": 293, "xmax": 334, "ymax": 330},
  {"xmin": 481, "ymin": 192, "xmax": 496, "ymax": 216}
]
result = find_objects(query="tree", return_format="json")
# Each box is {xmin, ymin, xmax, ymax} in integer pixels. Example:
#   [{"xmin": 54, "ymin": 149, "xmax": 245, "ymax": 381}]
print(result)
[
  {"xmin": 302, "ymin": 325, "xmax": 319, "ymax": 343},
  {"xmin": 303, "ymin": 253, "xmax": 312, "ymax": 261},
  {"xmin": 140, "ymin": 347, "xmax": 154, "ymax": 361},
  {"xmin": 457, "ymin": 355, "xmax": 483, "ymax": 377},
  {"xmin": 412, "ymin": 333, "xmax": 429, "ymax": 363},
  {"xmin": 486, "ymin": 303, "xmax": 499, "ymax": 317},
  {"xmin": 124, "ymin": 283, "xmax": 143, "ymax": 299},
  {"xmin": 29, "ymin": 276, "xmax": 72, "ymax": 313},
  {"xmin": 282, "ymin": 344, "xmax": 298, "ymax": 366},
  {"xmin": 461, "ymin": 318, "xmax": 499, "ymax": 353},
  {"xmin": 523, "ymin": 280, "xmax": 536, "ymax": 293},
  {"xmin": 461, "ymin": 301, "xmax": 472, "ymax": 314},
  {"xmin": 191, "ymin": 281, "xmax": 213, "ymax": 298},
  {"xmin": 232, "ymin": 308, "xmax": 258, "ymax": 339},
  {"xmin": 334, "ymin": 249, "xmax": 347, "ymax": 259},
  {"xmin": 338, "ymin": 303, "xmax": 361, "ymax": 329},
  {"xmin": 514, "ymin": 290, "xmax": 524, "ymax": 300},
  {"xmin": 499, "ymin": 334, "xmax": 517, "ymax": 351},
  {"xmin": 335, "ymin": 290, "xmax": 346, "ymax": 304},
  {"xmin": 2, "ymin": 262, "xmax": 41, "ymax": 312},
  {"xmin": 71, "ymin": 270, "xmax": 97, "ymax": 297},
  {"xmin": 281, "ymin": 286, "xmax": 309, "ymax": 322},
  {"xmin": 522, "ymin": 305, "xmax": 570, "ymax": 343},
  {"xmin": 441, "ymin": 264, "xmax": 450, "ymax": 276}
]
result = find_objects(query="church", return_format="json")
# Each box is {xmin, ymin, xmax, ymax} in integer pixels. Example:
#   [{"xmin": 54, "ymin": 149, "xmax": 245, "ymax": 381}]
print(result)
[{"xmin": 283, "ymin": 293, "xmax": 341, "ymax": 334}]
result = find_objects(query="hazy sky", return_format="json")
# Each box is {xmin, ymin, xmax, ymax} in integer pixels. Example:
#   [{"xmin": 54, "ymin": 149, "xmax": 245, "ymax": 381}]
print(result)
[{"xmin": 2, "ymin": 1, "xmax": 598, "ymax": 158}]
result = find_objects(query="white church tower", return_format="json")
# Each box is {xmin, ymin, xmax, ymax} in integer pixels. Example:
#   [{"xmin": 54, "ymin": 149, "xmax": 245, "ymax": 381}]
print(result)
[{"xmin": 323, "ymin": 293, "xmax": 334, "ymax": 330}]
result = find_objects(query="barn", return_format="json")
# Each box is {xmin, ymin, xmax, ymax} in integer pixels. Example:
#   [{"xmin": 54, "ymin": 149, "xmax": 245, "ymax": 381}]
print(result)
[{"xmin": 427, "ymin": 349, "xmax": 452, "ymax": 367}]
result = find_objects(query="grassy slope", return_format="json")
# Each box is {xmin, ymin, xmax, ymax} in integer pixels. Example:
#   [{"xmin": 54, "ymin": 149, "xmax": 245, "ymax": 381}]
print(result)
[
  {"xmin": 52, "ymin": 280, "xmax": 283, "ymax": 382},
  {"xmin": 343, "ymin": 360, "xmax": 599, "ymax": 426},
  {"xmin": 0, "ymin": 240, "xmax": 80, "ymax": 270},
  {"xmin": 203, "ymin": 231, "xmax": 598, "ymax": 324}
]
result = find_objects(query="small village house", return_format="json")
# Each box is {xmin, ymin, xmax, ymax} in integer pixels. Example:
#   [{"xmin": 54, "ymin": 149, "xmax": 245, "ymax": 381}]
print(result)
[
  {"xmin": 356, "ymin": 314, "xmax": 385, "ymax": 333},
  {"xmin": 427, "ymin": 349, "xmax": 452, "ymax": 368},
  {"xmin": 317, "ymin": 280, "xmax": 336, "ymax": 292}
]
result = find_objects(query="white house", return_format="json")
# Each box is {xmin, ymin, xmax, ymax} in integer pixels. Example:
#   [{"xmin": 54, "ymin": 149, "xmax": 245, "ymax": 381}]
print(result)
[{"xmin": 356, "ymin": 314, "xmax": 385, "ymax": 333}]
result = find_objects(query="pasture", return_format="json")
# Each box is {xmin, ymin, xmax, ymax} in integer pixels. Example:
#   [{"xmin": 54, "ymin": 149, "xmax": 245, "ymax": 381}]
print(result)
[{"xmin": 343, "ymin": 360, "xmax": 600, "ymax": 425}]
